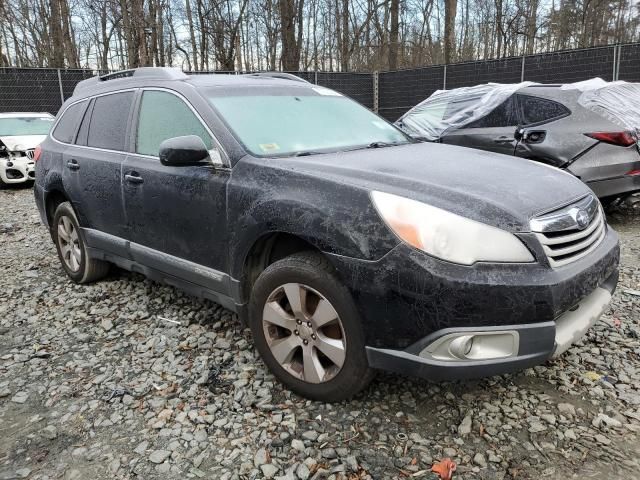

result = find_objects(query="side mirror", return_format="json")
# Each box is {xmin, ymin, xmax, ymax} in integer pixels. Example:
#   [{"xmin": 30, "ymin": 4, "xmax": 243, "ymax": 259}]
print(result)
[{"xmin": 159, "ymin": 135, "xmax": 212, "ymax": 167}]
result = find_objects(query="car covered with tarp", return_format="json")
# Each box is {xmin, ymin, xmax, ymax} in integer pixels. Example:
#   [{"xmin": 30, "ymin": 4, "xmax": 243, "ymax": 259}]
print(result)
[{"xmin": 396, "ymin": 79, "xmax": 640, "ymax": 202}]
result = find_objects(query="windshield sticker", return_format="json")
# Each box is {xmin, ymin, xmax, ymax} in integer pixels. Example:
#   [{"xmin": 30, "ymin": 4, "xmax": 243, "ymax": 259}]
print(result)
[
  {"xmin": 312, "ymin": 87, "xmax": 342, "ymax": 97},
  {"xmin": 259, "ymin": 143, "xmax": 281, "ymax": 152}
]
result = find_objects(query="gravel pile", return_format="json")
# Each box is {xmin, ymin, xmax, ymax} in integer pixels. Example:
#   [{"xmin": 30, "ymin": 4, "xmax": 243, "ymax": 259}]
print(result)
[{"xmin": 1, "ymin": 186, "xmax": 639, "ymax": 480}]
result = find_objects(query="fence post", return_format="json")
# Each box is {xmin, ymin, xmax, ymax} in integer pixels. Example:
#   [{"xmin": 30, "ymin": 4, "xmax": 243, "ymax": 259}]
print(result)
[
  {"xmin": 612, "ymin": 45, "xmax": 618, "ymax": 81},
  {"xmin": 520, "ymin": 55, "xmax": 526, "ymax": 82},
  {"xmin": 615, "ymin": 44, "xmax": 622, "ymax": 81},
  {"xmin": 56, "ymin": 68, "xmax": 65, "ymax": 105},
  {"xmin": 372, "ymin": 71, "xmax": 379, "ymax": 113},
  {"xmin": 443, "ymin": 64, "xmax": 447, "ymax": 90},
  {"xmin": 314, "ymin": 71, "xmax": 318, "ymax": 85}
]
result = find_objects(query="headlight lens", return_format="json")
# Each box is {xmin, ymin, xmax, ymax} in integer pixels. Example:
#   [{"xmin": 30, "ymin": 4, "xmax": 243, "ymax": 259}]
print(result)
[{"xmin": 371, "ymin": 191, "xmax": 534, "ymax": 265}]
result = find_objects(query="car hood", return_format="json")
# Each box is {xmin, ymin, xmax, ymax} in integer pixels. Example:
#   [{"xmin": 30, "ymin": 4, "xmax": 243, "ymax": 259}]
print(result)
[
  {"xmin": 273, "ymin": 142, "xmax": 591, "ymax": 232},
  {"xmin": 0, "ymin": 135, "xmax": 47, "ymax": 151}
]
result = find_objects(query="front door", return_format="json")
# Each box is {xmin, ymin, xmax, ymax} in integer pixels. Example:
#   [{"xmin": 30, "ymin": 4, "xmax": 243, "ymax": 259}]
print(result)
[{"xmin": 121, "ymin": 89, "xmax": 230, "ymax": 279}]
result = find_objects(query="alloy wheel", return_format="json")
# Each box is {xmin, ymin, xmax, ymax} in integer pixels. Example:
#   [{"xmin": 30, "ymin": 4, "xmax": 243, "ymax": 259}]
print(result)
[
  {"xmin": 262, "ymin": 283, "xmax": 347, "ymax": 384},
  {"xmin": 57, "ymin": 216, "xmax": 82, "ymax": 272}
]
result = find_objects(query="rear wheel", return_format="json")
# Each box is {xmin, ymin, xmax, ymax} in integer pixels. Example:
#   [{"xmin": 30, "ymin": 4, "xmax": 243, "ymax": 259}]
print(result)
[
  {"xmin": 249, "ymin": 252, "xmax": 373, "ymax": 401},
  {"xmin": 52, "ymin": 201, "xmax": 109, "ymax": 283}
]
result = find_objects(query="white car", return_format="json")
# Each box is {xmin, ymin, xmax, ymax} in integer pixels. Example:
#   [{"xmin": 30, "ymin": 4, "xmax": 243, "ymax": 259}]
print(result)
[{"xmin": 0, "ymin": 112, "xmax": 55, "ymax": 185}]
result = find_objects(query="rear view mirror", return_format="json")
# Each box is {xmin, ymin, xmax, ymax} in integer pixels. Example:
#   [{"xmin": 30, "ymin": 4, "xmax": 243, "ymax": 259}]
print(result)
[{"xmin": 159, "ymin": 135, "xmax": 211, "ymax": 166}]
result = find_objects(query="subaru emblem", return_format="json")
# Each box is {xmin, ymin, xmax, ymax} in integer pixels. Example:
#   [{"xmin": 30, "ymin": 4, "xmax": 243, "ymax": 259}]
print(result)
[{"xmin": 575, "ymin": 209, "xmax": 590, "ymax": 229}]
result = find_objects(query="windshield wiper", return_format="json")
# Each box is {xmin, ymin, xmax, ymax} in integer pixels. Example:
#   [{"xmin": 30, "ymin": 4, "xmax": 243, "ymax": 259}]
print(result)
[
  {"xmin": 292, "ymin": 150, "xmax": 323, "ymax": 157},
  {"xmin": 367, "ymin": 141, "xmax": 397, "ymax": 148}
]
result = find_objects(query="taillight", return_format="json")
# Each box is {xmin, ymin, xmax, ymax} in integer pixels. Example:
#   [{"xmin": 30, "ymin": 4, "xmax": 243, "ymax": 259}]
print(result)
[
  {"xmin": 626, "ymin": 169, "xmax": 640, "ymax": 177},
  {"xmin": 34, "ymin": 145, "xmax": 42, "ymax": 162},
  {"xmin": 585, "ymin": 131, "xmax": 637, "ymax": 147}
]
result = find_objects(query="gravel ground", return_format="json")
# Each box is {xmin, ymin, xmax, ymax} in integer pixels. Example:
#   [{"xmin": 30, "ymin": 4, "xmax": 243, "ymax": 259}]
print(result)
[{"xmin": 1, "ymin": 185, "xmax": 639, "ymax": 480}]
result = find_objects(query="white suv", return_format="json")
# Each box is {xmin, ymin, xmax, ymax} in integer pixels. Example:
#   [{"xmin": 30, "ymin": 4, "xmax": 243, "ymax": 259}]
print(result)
[{"xmin": 0, "ymin": 112, "xmax": 54, "ymax": 185}]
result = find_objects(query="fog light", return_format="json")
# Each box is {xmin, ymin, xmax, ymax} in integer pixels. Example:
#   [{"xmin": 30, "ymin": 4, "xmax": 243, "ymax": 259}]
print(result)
[
  {"xmin": 449, "ymin": 335, "xmax": 474, "ymax": 359},
  {"xmin": 420, "ymin": 330, "xmax": 519, "ymax": 362}
]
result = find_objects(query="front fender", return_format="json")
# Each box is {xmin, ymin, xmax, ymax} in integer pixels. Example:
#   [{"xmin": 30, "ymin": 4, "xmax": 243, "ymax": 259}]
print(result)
[{"xmin": 227, "ymin": 160, "xmax": 399, "ymax": 280}]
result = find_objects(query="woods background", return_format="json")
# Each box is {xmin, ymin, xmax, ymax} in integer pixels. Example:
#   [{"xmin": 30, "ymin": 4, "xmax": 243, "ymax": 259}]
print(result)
[{"xmin": 0, "ymin": 0, "xmax": 639, "ymax": 72}]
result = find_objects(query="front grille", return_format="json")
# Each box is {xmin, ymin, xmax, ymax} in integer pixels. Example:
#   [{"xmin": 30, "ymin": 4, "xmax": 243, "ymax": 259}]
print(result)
[
  {"xmin": 26, "ymin": 149, "xmax": 35, "ymax": 160},
  {"xmin": 531, "ymin": 195, "xmax": 605, "ymax": 268}
]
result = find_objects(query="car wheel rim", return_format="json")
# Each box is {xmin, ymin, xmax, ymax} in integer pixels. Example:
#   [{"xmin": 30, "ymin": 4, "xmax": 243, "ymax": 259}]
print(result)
[
  {"xmin": 57, "ymin": 216, "xmax": 81, "ymax": 272},
  {"xmin": 262, "ymin": 283, "xmax": 346, "ymax": 384}
]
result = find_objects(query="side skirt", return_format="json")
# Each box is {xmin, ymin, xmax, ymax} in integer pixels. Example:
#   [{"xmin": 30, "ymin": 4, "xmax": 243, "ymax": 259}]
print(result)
[{"xmin": 83, "ymin": 228, "xmax": 239, "ymax": 313}]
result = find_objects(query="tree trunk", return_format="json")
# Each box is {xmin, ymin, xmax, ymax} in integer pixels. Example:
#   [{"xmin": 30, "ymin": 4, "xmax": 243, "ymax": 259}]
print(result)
[
  {"xmin": 443, "ymin": 0, "xmax": 457, "ymax": 64},
  {"xmin": 185, "ymin": 0, "xmax": 198, "ymax": 70},
  {"xmin": 279, "ymin": 0, "xmax": 300, "ymax": 70},
  {"xmin": 388, "ymin": 0, "xmax": 399, "ymax": 69}
]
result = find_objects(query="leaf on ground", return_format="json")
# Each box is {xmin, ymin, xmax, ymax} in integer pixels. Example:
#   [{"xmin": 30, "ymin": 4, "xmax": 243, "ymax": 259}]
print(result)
[
  {"xmin": 431, "ymin": 458, "xmax": 456, "ymax": 480},
  {"xmin": 585, "ymin": 371, "xmax": 602, "ymax": 381}
]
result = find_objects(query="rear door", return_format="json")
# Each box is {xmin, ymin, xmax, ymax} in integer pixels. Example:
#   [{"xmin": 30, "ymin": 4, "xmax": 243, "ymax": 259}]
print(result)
[
  {"xmin": 61, "ymin": 91, "xmax": 134, "ymax": 238},
  {"xmin": 442, "ymin": 95, "xmax": 520, "ymax": 155},
  {"xmin": 122, "ymin": 88, "xmax": 230, "ymax": 277},
  {"xmin": 513, "ymin": 94, "xmax": 575, "ymax": 166}
]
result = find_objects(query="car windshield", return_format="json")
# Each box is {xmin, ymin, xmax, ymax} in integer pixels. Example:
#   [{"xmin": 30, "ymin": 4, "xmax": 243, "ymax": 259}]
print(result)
[
  {"xmin": 0, "ymin": 117, "xmax": 54, "ymax": 136},
  {"xmin": 206, "ymin": 91, "xmax": 410, "ymax": 156}
]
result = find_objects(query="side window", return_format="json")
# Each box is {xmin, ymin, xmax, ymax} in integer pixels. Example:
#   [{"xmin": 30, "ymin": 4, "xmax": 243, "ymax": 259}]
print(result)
[
  {"xmin": 519, "ymin": 95, "xmax": 570, "ymax": 125},
  {"xmin": 466, "ymin": 96, "xmax": 519, "ymax": 128},
  {"xmin": 52, "ymin": 101, "xmax": 86, "ymax": 143},
  {"xmin": 136, "ymin": 90, "xmax": 213, "ymax": 157},
  {"xmin": 87, "ymin": 91, "xmax": 134, "ymax": 151},
  {"xmin": 75, "ymin": 100, "xmax": 94, "ymax": 146}
]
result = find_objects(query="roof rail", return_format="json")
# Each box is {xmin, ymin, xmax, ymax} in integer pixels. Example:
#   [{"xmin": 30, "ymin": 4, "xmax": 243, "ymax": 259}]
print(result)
[
  {"xmin": 73, "ymin": 67, "xmax": 189, "ymax": 95},
  {"xmin": 245, "ymin": 72, "xmax": 311, "ymax": 84}
]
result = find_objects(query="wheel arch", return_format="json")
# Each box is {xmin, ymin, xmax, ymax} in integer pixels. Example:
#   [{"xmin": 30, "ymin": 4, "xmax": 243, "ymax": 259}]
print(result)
[
  {"xmin": 238, "ymin": 231, "xmax": 328, "ymax": 306},
  {"xmin": 44, "ymin": 188, "xmax": 70, "ymax": 230}
]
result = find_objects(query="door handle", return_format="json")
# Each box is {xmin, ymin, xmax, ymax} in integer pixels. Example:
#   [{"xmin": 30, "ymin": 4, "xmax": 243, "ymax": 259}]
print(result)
[
  {"xmin": 125, "ymin": 173, "xmax": 144, "ymax": 184},
  {"xmin": 66, "ymin": 159, "xmax": 80, "ymax": 170},
  {"xmin": 493, "ymin": 136, "xmax": 515, "ymax": 144}
]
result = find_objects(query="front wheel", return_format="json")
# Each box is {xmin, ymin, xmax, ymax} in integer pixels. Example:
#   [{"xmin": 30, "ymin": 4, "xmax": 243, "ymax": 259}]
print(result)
[{"xmin": 249, "ymin": 252, "xmax": 373, "ymax": 402}]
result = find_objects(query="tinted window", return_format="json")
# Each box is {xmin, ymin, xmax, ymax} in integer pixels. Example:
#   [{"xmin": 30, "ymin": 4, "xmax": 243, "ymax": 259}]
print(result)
[
  {"xmin": 87, "ymin": 92, "xmax": 134, "ymax": 151},
  {"xmin": 75, "ymin": 100, "xmax": 94, "ymax": 146},
  {"xmin": 136, "ymin": 91, "xmax": 213, "ymax": 156},
  {"xmin": 52, "ymin": 101, "xmax": 86, "ymax": 143},
  {"xmin": 519, "ymin": 95, "xmax": 569, "ymax": 125},
  {"xmin": 466, "ymin": 96, "xmax": 519, "ymax": 128}
]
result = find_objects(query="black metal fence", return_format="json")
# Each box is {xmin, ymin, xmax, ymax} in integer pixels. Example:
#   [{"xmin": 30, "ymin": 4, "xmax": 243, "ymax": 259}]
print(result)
[{"xmin": 1, "ymin": 43, "xmax": 639, "ymax": 122}]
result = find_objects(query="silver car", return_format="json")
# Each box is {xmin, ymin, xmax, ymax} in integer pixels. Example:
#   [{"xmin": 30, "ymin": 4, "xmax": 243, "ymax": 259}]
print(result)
[{"xmin": 397, "ymin": 82, "xmax": 640, "ymax": 202}]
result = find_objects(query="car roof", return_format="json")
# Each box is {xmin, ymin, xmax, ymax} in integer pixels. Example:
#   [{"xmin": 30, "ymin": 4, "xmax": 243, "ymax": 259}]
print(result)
[
  {"xmin": 517, "ymin": 84, "xmax": 581, "ymax": 102},
  {"xmin": 0, "ymin": 112, "xmax": 54, "ymax": 118},
  {"xmin": 71, "ymin": 68, "xmax": 313, "ymax": 99}
]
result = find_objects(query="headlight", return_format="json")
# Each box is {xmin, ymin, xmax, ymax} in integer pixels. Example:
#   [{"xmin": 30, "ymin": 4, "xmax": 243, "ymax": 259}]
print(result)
[{"xmin": 371, "ymin": 191, "xmax": 534, "ymax": 265}]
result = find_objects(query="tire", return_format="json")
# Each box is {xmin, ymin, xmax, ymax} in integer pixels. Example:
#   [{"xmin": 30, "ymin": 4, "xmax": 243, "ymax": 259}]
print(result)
[
  {"xmin": 249, "ymin": 252, "xmax": 374, "ymax": 402},
  {"xmin": 52, "ymin": 201, "xmax": 110, "ymax": 283}
]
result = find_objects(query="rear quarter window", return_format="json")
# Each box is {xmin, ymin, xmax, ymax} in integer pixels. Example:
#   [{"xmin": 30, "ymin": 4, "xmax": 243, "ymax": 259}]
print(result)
[
  {"xmin": 52, "ymin": 101, "xmax": 86, "ymax": 143},
  {"xmin": 518, "ymin": 95, "xmax": 570, "ymax": 125},
  {"xmin": 87, "ymin": 92, "xmax": 134, "ymax": 151}
]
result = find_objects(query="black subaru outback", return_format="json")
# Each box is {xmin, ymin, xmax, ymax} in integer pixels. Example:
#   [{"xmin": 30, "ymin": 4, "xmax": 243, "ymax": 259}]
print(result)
[{"xmin": 35, "ymin": 68, "xmax": 619, "ymax": 401}]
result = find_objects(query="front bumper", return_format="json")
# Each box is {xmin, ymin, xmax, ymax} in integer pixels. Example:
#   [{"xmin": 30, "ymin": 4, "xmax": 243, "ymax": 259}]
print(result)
[
  {"xmin": 328, "ymin": 227, "xmax": 619, "ymax": 350},
  {"xmin": 0, "ymin": 157, "xmax": 35, "ymax": 184},
  {"xmin": 365, "ymin": 273, "xmax": 616, "ymax": 381}
]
